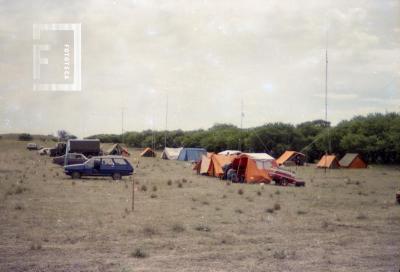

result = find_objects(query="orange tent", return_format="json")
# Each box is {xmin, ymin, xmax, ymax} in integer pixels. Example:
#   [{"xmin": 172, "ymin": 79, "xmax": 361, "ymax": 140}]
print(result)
[
  {"xmin": 316, "ymin": 155, "xmax": 340, "ymax": 169},
  {"xmin": 209, "ymin": 154, "xmax": 237, "ymax": 177},
  {"xmin": 231, "ymin": 153, "xmax": 277, "ymax": 183},
  {"xmin": 199, "ymin": 153, "xmax": 238, "ymax": 177},
  {"xmin": 199, "ymin": 154, "xmax": 212, "ymax": 175},
  {"xmin": 276, "ymin": 151, "xmax": 306, "ymax": 166},
  {"xmin": 339, "ymin": 153, "xmax": 367, "ymax": 168},
  {"xmin": 140, "ymin": 147, "xmax": 156, "ymax": 157},
  {"xmin": 107, "ymin": 143, "xmax": 130, "ymax": 157}
]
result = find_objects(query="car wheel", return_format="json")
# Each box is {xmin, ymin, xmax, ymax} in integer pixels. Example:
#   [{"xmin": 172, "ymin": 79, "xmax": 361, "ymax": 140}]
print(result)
[
  {"xmin": 71, "ymin": 172, "xmax": 81, "ymax": 179},
  {"xmin": 295, "ymin": 181, "xmax": 306, "ymax": 187},
  {"xmin": 281, "ymin": 179, "xmax": 289, "ymax": 186},
  {"xmin": 112, "ymin": 173, "xmax": 121, "ymax": 180}
]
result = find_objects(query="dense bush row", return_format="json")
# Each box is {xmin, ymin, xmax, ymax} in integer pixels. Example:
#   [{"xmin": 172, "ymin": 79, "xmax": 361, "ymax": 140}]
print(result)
[{"xmin": 88, "ymin": 112, "xmax": 400, "ymax": 163}]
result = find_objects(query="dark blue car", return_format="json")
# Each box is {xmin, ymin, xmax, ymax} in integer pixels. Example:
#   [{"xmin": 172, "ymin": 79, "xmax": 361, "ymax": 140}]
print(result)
[{"xmin": 64, "ymin": 156, "xmax": 133, "ymax": 180}]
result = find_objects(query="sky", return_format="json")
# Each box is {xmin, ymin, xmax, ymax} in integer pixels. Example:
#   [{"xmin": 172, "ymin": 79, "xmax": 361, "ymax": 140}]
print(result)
[{"xmin": 0, "ymin": 0, "xmax": 399, "ymax": 137}]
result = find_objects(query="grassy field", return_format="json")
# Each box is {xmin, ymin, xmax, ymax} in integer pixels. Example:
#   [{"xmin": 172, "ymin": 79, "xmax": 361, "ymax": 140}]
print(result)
[{"xmin": 0, "ymin": 140, "xmax": 399, "ymax": 271}]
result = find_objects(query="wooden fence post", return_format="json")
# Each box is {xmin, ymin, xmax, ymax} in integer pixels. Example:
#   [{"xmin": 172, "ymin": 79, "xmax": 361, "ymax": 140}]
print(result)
[{"xmin": 132, "ymin": 176, "xmax": 135, "ymax": 212}]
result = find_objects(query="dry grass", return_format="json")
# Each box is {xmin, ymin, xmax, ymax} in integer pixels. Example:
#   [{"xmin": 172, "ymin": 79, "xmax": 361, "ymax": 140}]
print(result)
[{"xmin": 0, "ymin": 140, "xmax": 399, "ymax": 271}]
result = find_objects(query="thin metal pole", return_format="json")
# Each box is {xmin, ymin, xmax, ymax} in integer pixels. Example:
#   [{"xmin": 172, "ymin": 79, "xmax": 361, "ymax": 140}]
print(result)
[
  {"xmin": 324, "ymin": 29, "xmax": 329, "ymax": 173},
  {"xmin": 164, "ymin": 94, "xmax": 168, "ymax": 148},
  {"xmin": 325, "ymin": 48, "xmax": 331, "ymax": 154},
  {"xmin": 239, "ymin": 99, "xmax": 243, "ymax": 151},
  {"xmin": 132, "ymin": 177, "xmax": 135, "ymax": 211},
  {"xmin": 121, "ymin": 107, "xmax": 125, "ymax": 144}
]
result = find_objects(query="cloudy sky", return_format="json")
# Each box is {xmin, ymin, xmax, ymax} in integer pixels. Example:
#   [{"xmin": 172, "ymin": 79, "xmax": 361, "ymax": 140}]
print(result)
[{"xmin": 0, "ymin": 0, "xmax": 399, "ymax": 137}]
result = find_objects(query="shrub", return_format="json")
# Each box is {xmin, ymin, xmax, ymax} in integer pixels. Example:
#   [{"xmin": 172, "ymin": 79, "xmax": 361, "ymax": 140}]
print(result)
[
  {"xmin": 356, "ymin": 213, "xmax": 368, "ymax": 220},
  {"xmin": 171, "ymin": 223, "xmax": 185, "ymax": 233},
  {"xmin": 152, "ymin": 185, "xmax": 157, "ymax": 192},
  {"xmin": 297, "ymin": 210, "xmax": 307, "ymax": 215},
  {"xmin": 30, "ymin": 242, "xmax": 42, "ymax": 250},
  {"xmin": 238, "ymin": 189, "xmax": 244, "ymax": 195},
  {"xmin": 167, "ymin": 179, "xmax": 172, "ymax": 186},
  {"xmin": 150, "ymin": 193, "xmax": 157, "ymax": 199},
  {"xmin": 235, "ymin": 208, "xmax": 243, "ymax": 214},
  {"xmin": 182, "ymin": 178, "xmax": 187, "ymax": 183},
  {"xmin": 142, "ymin": 226, "xmax": 157, "ymax": 236},
  {"xmin": 19, "ymin": 133, "xmax": 33, "ymax": 141},
  {"xmin": 7, "ymin": 185, "xmax": 28, "ymax": 196},
  {"xmin": 140, "ymin": 185, "xmax": 147, "ymax": 192},
  {"xmin": 177, "ymin": 183, "xmax": 183, "ymax": 188},
  {"xmin": 15, "ymin": 204, "xmax": 24, "ymax": 210},
  {"xmin": 266, "ymin": 208, "xmax": 274, "ymax": 213},
  {"xmin": 257, "ymin": 191, "xmax": 262, "ymax": 196},
  {"xmin": 321, "ymin": 221, "xmax": 329, "ymax": 229},
  {"xmin": 273, "ymin": 250, "xmax": 286, "ymax": 259},
  {"xmin": 273, "ymin": 203, "xmax": 281, "ymax": 211},
  {"xmin": 131, "ymin": 248, "xmax": 148, "ymax": 258},
  {"xmin": 194, "ymin": 224, "xmax": 211, "ymax": 232}
]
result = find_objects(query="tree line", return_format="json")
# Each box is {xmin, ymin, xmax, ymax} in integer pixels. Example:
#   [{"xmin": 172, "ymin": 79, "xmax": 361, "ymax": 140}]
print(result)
[{"xmin": 87, "ymin": 112, "xmax": 400, "ymax": 164}]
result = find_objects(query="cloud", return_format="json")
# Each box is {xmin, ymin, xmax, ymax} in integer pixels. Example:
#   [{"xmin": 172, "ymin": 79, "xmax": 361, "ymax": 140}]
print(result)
[
  {"xmin": 313, "ymin": 92, "xmax": 358, "ymax": 100},
  {"xmin": 0, "ymin": 0, "xmax": 398, "ymax": 136}
]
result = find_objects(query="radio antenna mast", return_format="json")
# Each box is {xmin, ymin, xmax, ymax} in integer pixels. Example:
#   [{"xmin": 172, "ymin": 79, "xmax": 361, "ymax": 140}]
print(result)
[
  {"xmin": 325, "ymin": 29, "xmax": 331, "ymax": 155},
  {"xmin": 164, "ymin": 94, "xmax": 168, "ymax": 148},
  {"xmin": 238, "ymin": 99, "xmax": 244, "ymax": 151}
]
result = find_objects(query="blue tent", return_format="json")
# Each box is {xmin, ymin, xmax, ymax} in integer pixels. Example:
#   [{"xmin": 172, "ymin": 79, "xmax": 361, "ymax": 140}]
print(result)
[{"xmin": 177, "ymin": 148, "xmax": 207, "ymax": 162}]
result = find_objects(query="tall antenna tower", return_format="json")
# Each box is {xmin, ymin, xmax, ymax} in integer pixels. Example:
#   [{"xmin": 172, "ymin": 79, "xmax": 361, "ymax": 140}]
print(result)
[
  {"xmin": 239, "ymin": 99, "xmax": 244, "ymax": 151},
  {"xmin": 164, "ymin": 94, "xmax": 168, "ymax": 148},
  {"xmin": 325, "ymin": 30, "xmax": 331, "ymax": 155},
  {"xmin": 121, "ymin": 107, "xmax": 126, "ymax": 144}
]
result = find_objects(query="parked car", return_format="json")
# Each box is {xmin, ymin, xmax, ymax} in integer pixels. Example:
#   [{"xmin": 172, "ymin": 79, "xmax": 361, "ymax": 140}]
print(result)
[
  {"xmin": 38, "ymin": 148, "xmax": 51, "ymax": 155},
  {"xmin": 269, "ymin": 168, "xmax": 305, "ymax": 186},
  {"xmin": 64, "ymin": 156, "xmax": 133, "ymax": 180},
  {"xmin": 53, "ymin": 153, "xmax": 88, "ymax": 166},
  {"xmin": 26, "ymin": 143, "xmax": 39, "ymax": 150},
  {"xmin": 49, "ymin": 142, "xmax": 67, "ymax": 157}
]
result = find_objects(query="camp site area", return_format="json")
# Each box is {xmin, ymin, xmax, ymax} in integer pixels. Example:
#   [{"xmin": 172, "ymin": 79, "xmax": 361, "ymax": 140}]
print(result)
[{"xmin": 0, "ymin": 139, "xmax": 399, "ymax": 272}]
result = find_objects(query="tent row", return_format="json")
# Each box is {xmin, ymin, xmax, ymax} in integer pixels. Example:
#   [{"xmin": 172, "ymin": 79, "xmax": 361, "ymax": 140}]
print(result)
[
  {"xmin": 317, "ymin": 153, "xmax": 367, "ymax": 169},
  {"xmin": 144, "ymin": 146, "xmax": 367, "ymax": 170},
  {"xmin": 161, "ymin": 147, "xmax": 207, "ymax": 162},
  {"xmin": 275, "ymin": 150, "xmax": 367, "ymax": 169}
]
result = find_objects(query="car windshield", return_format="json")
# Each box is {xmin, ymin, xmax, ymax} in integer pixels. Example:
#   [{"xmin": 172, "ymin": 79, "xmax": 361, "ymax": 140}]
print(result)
[
  {"xmin": 114, "ymin": 158, "xmax": 128, "ymax": 165},
  {"xmin": 84, "ymin": 158, "xmax": 97, "ymax": 167}
]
